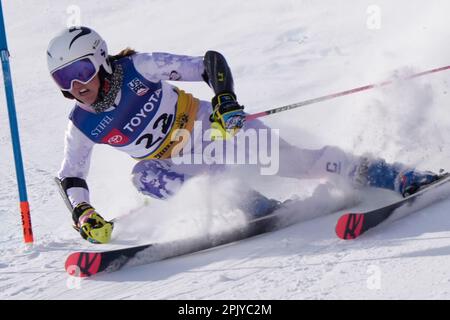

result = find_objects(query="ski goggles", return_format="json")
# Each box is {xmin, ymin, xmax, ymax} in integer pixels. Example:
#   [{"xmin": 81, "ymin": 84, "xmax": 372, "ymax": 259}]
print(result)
[{"xmin": 51, "ymin": 57, "xmax": 99, "ymax": 91}]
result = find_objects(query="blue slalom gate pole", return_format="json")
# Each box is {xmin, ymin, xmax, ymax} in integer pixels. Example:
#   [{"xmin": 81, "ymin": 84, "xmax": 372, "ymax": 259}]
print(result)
[{"xmin": 0, "ymin": 1, "xmax": 33, "ymax": 244}]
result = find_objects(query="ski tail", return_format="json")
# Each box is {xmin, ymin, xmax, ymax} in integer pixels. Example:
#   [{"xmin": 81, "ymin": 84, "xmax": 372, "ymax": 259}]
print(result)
[
  {"xmin": 65, "ymin": 252, "xmax": 103, "ymax": 278},
  {"xmin": 335, "ymin": 213, "xmax": 365, "ymax": 240}
]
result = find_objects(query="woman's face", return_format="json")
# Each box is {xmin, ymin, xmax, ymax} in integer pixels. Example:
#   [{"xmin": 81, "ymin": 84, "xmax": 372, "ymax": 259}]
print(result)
[{"xmin": 70, "ymin": 74, "xmax": 101, "ymax": 105}]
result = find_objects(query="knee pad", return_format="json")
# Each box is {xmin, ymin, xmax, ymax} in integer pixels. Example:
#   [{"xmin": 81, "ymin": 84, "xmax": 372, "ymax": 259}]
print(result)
[{"xmin": 131, "ymin": 160, "xmax": 185, "ymax": 200}]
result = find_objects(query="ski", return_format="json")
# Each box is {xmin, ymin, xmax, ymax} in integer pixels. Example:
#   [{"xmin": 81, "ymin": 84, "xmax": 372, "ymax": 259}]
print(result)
[
  {"xmin": 65, "ymin": 208, "xmax": 288, "ymax": 278},
  {"xmin": 335, "ymin": 174, "xmax": 450, "ymax": 240}
]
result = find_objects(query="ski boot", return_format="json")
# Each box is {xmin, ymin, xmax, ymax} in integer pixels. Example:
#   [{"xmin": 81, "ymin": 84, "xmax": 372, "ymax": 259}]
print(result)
[
  {"xmin": 352, "ymin": 157, "xmax": 444, "ymax": 197},
  {"xmin": 397, "ymin": 169, "xmax": 445, "ymax": 197},
  {"xmin": 239, "ymin": 190, "xmax": 281, "ymax": 219}
]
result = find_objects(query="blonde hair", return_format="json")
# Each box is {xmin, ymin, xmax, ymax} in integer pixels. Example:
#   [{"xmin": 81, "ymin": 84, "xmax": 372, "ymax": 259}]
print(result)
[{"xmin": 109, "ymin": 47, "xmax": 138, "ymax": 62}]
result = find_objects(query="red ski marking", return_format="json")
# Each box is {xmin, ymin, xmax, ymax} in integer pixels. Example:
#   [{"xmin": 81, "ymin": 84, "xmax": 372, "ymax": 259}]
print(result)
[
  {"xmin": 335, "ymin": 213, "xmax": 364, "ymax": 240},
  {"xmin": 65, "ymin": 252, "xmax": 102, "ymax": 278}
]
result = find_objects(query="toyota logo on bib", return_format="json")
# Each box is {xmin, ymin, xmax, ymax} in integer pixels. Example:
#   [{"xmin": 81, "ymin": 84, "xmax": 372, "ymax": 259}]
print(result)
[{"xmin": 102, "ymin": 128, "xmax": 130, "ymax": 146}]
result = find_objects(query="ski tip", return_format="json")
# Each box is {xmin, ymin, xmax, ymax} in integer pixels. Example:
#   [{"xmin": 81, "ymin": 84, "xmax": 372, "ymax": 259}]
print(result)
[
  {"xmin": 335, "ymin": 213, "xmax": 364, "ymax": 240},
  {"xmin": 65, "ymin": 252, "xmax": 102, "ymax": 278}
]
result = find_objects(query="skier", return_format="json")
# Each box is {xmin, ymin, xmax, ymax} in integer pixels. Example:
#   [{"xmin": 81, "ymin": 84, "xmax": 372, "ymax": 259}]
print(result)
[{"xmin": 48, "ymin": 26, "xmax": 440, "ymax": 244}]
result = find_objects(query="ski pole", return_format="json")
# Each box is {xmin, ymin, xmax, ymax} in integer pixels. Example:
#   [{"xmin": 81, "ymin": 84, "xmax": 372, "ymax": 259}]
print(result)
[
  {"xmin": 0, "ymin": 1, "xmax": 34, "ymax": 244},
  {"xmin": 246, "ymin": 65, "xmax": 450, "ymax": 121}
]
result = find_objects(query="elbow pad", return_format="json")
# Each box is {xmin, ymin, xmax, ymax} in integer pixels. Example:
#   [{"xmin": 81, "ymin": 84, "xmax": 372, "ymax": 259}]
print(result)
[{"xmin": 202, "ymin": 50, "xmax": 235, "ymax": 95}]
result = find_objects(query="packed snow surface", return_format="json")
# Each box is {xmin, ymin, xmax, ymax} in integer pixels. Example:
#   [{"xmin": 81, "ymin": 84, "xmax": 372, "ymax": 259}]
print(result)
[{"xmin": 1, "ymin": 0, "xmax": 450, "ymax": 299}]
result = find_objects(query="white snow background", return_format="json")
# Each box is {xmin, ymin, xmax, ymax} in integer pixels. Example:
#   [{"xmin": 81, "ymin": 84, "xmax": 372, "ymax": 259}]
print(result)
[{"xmin": 1, "ymin": 0, "xmax": 450, "ymax": 299}]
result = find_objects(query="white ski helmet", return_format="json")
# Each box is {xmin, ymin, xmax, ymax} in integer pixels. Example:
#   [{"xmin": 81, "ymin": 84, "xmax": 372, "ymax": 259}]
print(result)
[{"xmin": 47, "ymin": 26, "xmax": 112, "ymax": 90}]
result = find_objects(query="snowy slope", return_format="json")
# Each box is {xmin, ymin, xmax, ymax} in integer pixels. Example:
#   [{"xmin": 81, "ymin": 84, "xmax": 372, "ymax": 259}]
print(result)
[{"xmin": 1, "ymin": 0, "xmax": 450, "ymax": 299}]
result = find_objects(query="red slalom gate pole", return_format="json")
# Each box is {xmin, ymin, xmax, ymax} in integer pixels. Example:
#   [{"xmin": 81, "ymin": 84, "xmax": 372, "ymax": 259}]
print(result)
[{"xmin": 246, "ymin": 65, "xmax": 450, "ymax": 121}]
